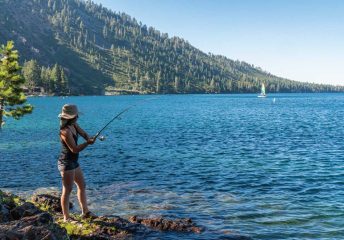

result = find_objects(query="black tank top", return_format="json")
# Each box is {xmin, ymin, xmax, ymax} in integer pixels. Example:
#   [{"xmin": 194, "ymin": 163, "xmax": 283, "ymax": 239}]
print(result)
[{"xmin": 58, "ymin": 125, "xmax": 79, "ymax": 161}]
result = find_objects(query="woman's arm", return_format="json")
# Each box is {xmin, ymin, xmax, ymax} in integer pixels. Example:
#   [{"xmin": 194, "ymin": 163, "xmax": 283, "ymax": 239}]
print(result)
[
  {"xmin": 60, "ymin": 128, "xmax": 94, "ymax": 154},
  {"xmin": 74, "ymin": 123, "xmax": 91, "ymax": 141}
]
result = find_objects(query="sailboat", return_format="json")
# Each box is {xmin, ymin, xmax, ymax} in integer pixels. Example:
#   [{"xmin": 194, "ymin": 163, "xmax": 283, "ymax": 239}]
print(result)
[{"xmin": 258, "ymin": 83, "xmax": 267, "ymax": 98}]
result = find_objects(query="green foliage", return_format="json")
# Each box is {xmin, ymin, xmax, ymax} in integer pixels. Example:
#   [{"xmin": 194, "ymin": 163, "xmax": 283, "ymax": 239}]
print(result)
[
  {"xmin": 0, "ymin": 190, "xmax": 23, "ymax": 207},
  {"xmin": 0, "ymin": 41, "xmax": 33, "ymax": 127},
  {"xmin": 22, "ymin": 59, "xmax": 41, "ymax": 90},
  {"xmin": 29, "ymin": 200, "xmax": 54, "ymax": 212},
  {"xmin": 22, "ymin": 60, "xmax": 69, "ymax": 95},
  {"xmin": 30, "ymin": 198, "xmax": 106, "ymax": 236},
  {"xmin": 1, "ymin": 0, "xmax": 343, "ymax": 94},
  {"xmin": 56, "ymin": 214, "xmax": 104, "ymax": 236}
]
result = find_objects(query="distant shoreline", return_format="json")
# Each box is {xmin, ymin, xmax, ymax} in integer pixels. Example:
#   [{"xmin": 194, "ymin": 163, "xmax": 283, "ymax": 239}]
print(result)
[{"xmin": 27, "ymin": 91, "xmax": 344, "ymax": 98}]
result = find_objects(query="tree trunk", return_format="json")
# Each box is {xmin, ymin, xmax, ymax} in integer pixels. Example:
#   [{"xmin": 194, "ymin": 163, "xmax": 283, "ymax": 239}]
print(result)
[{"xmin": 0, "ymin": 98, "xmax": 4, "ymax": 129}]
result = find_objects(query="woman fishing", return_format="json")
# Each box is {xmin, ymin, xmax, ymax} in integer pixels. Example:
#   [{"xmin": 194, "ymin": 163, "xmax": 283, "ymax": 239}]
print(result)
[{"xmin": 58, "ymin": 104, "xmax": 96, "ymax": 221}]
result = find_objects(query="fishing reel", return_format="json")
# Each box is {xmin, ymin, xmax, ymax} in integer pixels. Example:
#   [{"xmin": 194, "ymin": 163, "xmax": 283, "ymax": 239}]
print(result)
[
  {"xmin": 98, "ymin": 135, "xmax": 106, "ymax": 141},
  {"xmin": 94, "ymin": 132, "xmax": 106, "ymax": 141}
]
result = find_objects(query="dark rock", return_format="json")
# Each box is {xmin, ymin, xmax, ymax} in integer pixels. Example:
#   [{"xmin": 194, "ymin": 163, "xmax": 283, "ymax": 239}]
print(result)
[
  {"xmin": 0, "ymin": 203, "xmax": 10, "ymax": 223},
  {"xmin": 1, "ymin": 191, "xmax": 68, "ymax": 239},
  {"xmin": 31, "ymin": 194, "xmax": 73, "ymax": 213},
  {"xmin": 25, "ymin": 212, "xmax": 54, "ymax": 225},
  {"xmin": 2, "ymin": 193, "xmax": 205, "ymax": 240},
  {"xmin": 0, "ymin": 229, "xmax": 24, "ymax": 240},
  {"xmin": 10, "ymin": 202, "xmax": 42, "ymax": 220},
  {"xmin": 86, "ymin": 215, "xmax": 148, "ymax": 238},
  {"xmin": 0, "ymin": 213, "xmax": 68, "ymax": 240},
  {"xmin": 0, "ymin": 191, "xmax": 20, "ymax": 223},
  {"xmin": 129, "ymin": 216, "xmax": 203, "ymax": 233},
  {"xmin": 0, "ymin": 191, "xmax": 17, "ymax": 211}
]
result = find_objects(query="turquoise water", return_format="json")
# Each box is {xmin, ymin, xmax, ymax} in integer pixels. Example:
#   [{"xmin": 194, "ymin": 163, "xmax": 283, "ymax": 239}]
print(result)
[{"xmin": 1, "ymin": 94, "xmax": 344, "ymax": 239}]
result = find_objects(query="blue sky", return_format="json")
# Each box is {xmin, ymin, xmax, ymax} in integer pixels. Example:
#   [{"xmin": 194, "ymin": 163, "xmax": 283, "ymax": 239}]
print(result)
[{"xmin": 94, "ymin": 0, "xmax": 344, "ymax": 85}]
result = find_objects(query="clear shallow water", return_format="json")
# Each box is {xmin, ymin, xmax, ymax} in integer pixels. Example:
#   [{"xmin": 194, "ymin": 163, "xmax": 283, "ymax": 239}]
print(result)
[{"xmin": 1, "ymin": 94, "xmax": 344, "ymax": 239}]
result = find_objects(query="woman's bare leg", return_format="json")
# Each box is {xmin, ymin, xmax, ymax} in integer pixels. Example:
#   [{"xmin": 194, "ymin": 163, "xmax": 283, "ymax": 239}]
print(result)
[
  {"xmin": 60, "ymin": 169, "xmax": 75, "ymax": 221},
  {"xmin": 74, "ymin": 167, "xmax": 89, "ymax": 214}
]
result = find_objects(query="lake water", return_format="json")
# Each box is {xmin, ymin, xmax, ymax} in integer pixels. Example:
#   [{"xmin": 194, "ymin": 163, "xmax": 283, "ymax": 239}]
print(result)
[{"xmin": 1, "ymin": 94, "xmax": 344, "ymax": 239}]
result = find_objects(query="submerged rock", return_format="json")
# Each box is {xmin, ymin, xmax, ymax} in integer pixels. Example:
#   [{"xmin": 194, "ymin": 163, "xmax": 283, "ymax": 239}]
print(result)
[
  {"xmin": 129, "ymin": 215, "xmax": 203, "ymax": 233},
  {"xmin": 60, "ymin": 216, "xmax": 148, "ymax": 239}
]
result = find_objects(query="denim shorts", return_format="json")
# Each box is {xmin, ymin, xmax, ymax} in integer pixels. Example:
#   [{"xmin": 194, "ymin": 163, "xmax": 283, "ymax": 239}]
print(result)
[{"xmin": 58, "ymin": 159, "xmax": 80, "ymax": 172}]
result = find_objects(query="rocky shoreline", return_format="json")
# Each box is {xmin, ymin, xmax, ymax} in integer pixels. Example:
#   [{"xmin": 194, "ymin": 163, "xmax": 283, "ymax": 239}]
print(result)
[{"xmin": 0, "ymin": 190, "xmax": 203, "ymax": 239}]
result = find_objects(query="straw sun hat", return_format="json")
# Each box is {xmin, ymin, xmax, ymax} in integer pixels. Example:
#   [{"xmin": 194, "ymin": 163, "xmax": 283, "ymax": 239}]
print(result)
[{"xmin": 58, "ymin": 104, "xmax": 79, "ymax": 119}]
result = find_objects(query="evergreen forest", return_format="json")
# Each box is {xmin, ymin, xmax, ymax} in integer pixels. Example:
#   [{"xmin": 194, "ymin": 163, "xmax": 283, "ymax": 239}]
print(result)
[{"xmin": 1, "ymin": 0, "xmax": 343, "ymax": 95}]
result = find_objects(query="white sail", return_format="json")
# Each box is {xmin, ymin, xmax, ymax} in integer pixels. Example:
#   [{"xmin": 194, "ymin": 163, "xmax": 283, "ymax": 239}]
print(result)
[
  {"xmin": 261, "ymin": 83, "xmax": 266, "ymax": 95},
  {"xmin": 258, "ymin": 83, "xmax": 267, "ymax": 97}
]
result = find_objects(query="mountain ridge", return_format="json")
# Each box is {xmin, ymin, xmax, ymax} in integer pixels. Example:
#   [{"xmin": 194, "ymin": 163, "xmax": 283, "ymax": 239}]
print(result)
[{"xmin": 1, "ymin": 0, "xmax": 343, "ymax": 95}]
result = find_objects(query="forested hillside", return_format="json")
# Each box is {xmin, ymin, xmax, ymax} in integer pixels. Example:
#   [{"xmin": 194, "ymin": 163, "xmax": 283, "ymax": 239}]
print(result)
[{"xmin": 0, "ymin": 0, "xmax": 343, "ymax": 95}]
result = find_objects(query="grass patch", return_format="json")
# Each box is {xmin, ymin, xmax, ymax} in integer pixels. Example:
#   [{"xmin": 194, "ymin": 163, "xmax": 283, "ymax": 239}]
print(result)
[
  {"xmin": 0, "ymin": 190, "xmax": 23, "ymax": 207},
  {"xmin": 26, "ymin": 200, "xmax": 53, "ymax": 213},
  {"xmin": 56, "ymin": 214, "xmax": 101, "ymax": 236}
]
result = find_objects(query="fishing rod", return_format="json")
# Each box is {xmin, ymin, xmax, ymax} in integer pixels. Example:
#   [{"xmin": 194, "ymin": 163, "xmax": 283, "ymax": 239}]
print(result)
[{"xmin": 93, "ymin": 97, "xmax": 158, "ymax": 141}]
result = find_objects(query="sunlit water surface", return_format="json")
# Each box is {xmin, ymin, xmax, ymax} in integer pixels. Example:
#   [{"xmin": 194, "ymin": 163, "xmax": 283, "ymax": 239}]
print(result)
[{"xmin": 1, "ymin": 94, "xmax": 344, "ymax": 239}]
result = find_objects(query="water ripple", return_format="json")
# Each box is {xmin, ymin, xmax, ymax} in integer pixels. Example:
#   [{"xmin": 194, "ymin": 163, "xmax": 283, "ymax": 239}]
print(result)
[{"xmin": 1, "ymin": 94, "xmax": 344, "ymax": 239}]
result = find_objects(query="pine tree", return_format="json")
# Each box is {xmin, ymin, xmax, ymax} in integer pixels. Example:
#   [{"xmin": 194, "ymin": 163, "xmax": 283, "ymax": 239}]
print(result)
[
  {"xmin": 156, "ymin": 70, "xmax": 161, "ymax": 93},
  {"xmin": 40, "ymin": 66, "xmax": 51, "ymax": 93},
  {"xmin": 210, "ymin": 77, "xmax": 216, "ymax": 92},
  {"xmin": 60, "ymin": 67, "xmax": 69, "ymax": 95},
  {"xmin": 22, "ymin": 59, "xmax": 41, "ymax": 91},
  {"xmin": 51, "ymin": 64, "xmax": 61, "ymax": 93},
  {"xmin": 135, "ymin": 67, "xmax": 140, "ymax": 90},
  {"xmin": 174, "ymin": 76, "xmax": 179, "ymax": 92},
  {"xmin": 103, "ymin": 25, "xmax": 108, "ymax": 38},
  {"xmin": 0, "ymin": 41, "xmax": 33, "ymax": 128}
]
